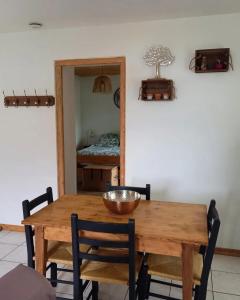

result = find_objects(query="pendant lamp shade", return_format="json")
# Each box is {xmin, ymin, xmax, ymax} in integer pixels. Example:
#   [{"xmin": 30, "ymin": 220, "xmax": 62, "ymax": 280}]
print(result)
[{"xmin": 92, "ymin": 75, "xmax": 112, "ymax": 93}]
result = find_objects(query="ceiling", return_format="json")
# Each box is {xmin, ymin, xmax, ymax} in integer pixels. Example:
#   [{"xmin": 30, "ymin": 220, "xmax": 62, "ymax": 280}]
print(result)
[{"xmin": 0, "ymin": 0, "xmax": 239, "ymax": 34}]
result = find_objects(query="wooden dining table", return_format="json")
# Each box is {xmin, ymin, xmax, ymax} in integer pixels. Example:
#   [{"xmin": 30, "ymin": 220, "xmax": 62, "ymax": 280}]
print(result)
[{"xmin": 22, "ymin": 194, "xmax": 208, "ymax": 300}]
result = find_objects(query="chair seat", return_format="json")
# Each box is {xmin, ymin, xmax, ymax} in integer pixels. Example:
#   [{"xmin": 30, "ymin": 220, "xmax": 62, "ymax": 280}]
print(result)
[
  {"xmin": 47, "ymin": 242, "xmax": 89, "ymax": 265},
  {"xmin": 147, "ymin": 252, "xmax": 203, "ymax": 285},
  {"xmin": 80, "ymin": 248, "xmax": 143, "ymax": 285}
]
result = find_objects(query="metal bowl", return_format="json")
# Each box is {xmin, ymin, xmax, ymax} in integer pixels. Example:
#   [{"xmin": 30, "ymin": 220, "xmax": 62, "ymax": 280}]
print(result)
[{"xmin": 103, "ymin": 190, "xmax": 141, "ymax": 214}]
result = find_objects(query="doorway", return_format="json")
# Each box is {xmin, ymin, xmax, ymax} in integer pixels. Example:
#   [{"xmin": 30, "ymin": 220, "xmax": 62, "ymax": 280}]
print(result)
[{"xmin": 55, "ymin": 57, "xmax": 126, "ymax": 196}]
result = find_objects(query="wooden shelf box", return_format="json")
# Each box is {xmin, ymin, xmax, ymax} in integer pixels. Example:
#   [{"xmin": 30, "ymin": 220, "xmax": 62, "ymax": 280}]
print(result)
[
  {"xmin": 139, "ymin": 79, "xmax": 175, "ymax": 101},
  {"xmin": 191, "ymin": 48, "xmax": 232, "ymax": 73},
  {"xmin": 80, "ymin": 164, "xmax": 118, "ymax": 192}
]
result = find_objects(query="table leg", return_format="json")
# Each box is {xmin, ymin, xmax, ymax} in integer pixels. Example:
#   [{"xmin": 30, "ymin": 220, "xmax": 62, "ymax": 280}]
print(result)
[
  {"xmin": 182, "ymin": 243, "xmax": 193, "ymax": 300},
  {"xmin": 35, "ymin": 225, "xmax": 47, "ymax": 275}
]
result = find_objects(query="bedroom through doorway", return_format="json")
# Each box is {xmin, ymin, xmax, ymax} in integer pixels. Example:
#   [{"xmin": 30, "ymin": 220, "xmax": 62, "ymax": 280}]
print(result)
[
  {"xmin": 55, "ymin": 57, "xmax": 126, "ymax": 196},
  {"xmin": 75, "ymin": 65, "xmax": 120, "ymax": 193}
]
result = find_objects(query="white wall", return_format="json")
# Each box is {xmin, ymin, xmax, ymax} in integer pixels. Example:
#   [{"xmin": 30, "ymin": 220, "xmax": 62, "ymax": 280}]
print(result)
[
  {"xmin": 63, "ymin": 67, "xmax": 77, "ymax": 194},
  {"xmin": 76, "ymin": 75, "xmax": 120, "ymax": 146},
  {"xmin": 0, "ymin": 13, "xmax": 240, "ymax": 248}
]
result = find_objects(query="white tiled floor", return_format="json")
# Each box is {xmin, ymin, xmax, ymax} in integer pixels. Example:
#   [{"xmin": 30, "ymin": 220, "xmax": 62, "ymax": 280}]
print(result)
[{"xmin": 1, "ymin": 230, "xmax": 240, "ymax": 299}]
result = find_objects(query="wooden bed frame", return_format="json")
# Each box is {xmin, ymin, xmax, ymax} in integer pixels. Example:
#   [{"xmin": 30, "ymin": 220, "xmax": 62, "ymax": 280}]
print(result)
[{"xmin": 77, "ymin": 154, "xmax": 120, "ymax": 166}]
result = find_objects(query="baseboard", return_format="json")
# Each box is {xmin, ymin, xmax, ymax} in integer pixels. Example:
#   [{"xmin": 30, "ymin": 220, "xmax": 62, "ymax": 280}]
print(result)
[
  {"xmin": 215, "ymin": 247, "xmax": 240, "ymax": 257},
  {"xmin": 0, "ymin": 224, "xmax": 24, "ymax": 232}
]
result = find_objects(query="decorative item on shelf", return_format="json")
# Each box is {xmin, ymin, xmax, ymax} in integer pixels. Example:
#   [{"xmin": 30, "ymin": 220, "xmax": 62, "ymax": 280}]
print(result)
[
  {"xmin": 143, "ymin": 45, "xmax": 175, "ymax": 78},
  {"xmin": 3, "ymin": 90, "xmax": 55, "ymax": 107},
  {"xmin": 189, "ymin": 48, "xmax": 233, "ymax": 73},
  {"xmin": 163, "ymin": 91, "xmax": 170, "ymax": 100},
  {"xmin": 147, "ymin": 93, "xmax": 153, "ymax": 100},
  {"xmin": 139, "ymin": 79, "xmax": 175, "ymax": 101},
  {"xmin": 113, "ymin": 87, "xmax": 120, "ymax": 108},
  {"xmin": 154, "ymin": 92, "xmax": 161, "ymax": 100},
  {"xmin": 140, "ymin": 45, "xmax": 176, "ymax": 102}
]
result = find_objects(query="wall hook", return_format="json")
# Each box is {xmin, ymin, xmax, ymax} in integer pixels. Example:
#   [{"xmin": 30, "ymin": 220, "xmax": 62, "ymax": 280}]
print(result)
[
  {"xmin": 34, "ymin": 89, "xmax": 40, "ymax": 107},
  {"xmin": 12, "ymin": 90, "xmax": 18, "ymax": 107},
  {"xmin": 23, "ymin": 90, "xmax": 30, "ymax": 106},
  {"xmin": 3, "ymin": 90, "xmax": 8, "ymax": 107},
  {"xmin": 45, "ymin": 89, "xmax": 50, "ymax": 107}
]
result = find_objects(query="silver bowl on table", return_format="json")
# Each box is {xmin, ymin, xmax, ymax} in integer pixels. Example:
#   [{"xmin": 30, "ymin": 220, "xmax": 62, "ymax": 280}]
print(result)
[{"xmin": 103, "ymin": 190, "xmax": 141, "ymax": 214}]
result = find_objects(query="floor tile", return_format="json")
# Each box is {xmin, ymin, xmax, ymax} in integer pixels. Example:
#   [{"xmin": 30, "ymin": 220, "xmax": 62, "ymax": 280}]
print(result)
[
  {"xmin": 208, "ymin": 271, "xmax": 213, "ymax": 291},
  {"xmin": 214, "ymin": 292, "xmax": 240, "ymax": 299},
  {"xmin": 0, "ymin": 243, "xmax": 18, "ymax": 259},
  {"xmin": 99, "ymin": 283, "xmax": 128, "ymax": 300},
  {"xmin": 169, "ymin": 287, "xmax": 213, "ymax": 300},
  {"xmin": 206, "ymin": 292, "xmax": 214, "ymax": 300},
  {"xmin": 0, "ymin": 231, "xmax": 25, "ymax": 245},
  {"xmin": 0, "ymin": 260, "xmax": 19, "ymax": 277},
  {"xmin": 0, "ymin": 230, "xmax": 10, "ymax": 238},
  {"xmin": 212, "ymin": 271, "xmax": 240, "ymax": 295},
  {"xmin": 212, "ymin": 255, "xmax": 240, "ymax": 274},
  {"xmin": 149, "ymin": 281, "xmax": 171, "ymax": 297},
  {"xmin": 55, "ymin": 270, "xmax": 73, "ymax": 295},
  {"xmin": 56, "ymin": 292, "xmax": 72, "ymax": 299},
  {"xmin": 3, "ymin": 245, "xmax": 27, "ymax": 264},
  {"xmin": 169, "ymin": 286, "xmax": 184, "ymax": 299}
]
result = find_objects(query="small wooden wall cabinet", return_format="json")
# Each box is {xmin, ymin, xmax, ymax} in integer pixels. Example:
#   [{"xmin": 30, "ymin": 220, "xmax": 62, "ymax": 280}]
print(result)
[
  {"xmin": 191, "ymin": 48, "xmax": 232, "ymax": 73},
  {"xmin": 79, "ymin": 164, "xmax": 118, "ymax": 192},
  {"xmin": 139, "ymin": 79, "xmax": 174, "ymax": 101}
]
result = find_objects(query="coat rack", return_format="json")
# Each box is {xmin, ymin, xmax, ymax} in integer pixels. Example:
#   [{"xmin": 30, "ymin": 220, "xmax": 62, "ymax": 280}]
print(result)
[{"xmin": 3, "ymin": 90, "xmax": 55, "ymax": 107}]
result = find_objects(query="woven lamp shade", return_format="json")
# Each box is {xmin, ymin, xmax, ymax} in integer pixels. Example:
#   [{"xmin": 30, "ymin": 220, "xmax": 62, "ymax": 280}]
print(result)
[{"xmin": 92, "ymin": 75, "xmax": 112, "ymax": 93}]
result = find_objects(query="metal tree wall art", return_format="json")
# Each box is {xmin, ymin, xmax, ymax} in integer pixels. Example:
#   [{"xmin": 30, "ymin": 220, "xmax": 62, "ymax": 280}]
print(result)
[{"xmin": 143, "ymin": 46, "xmax": 175, "ymax": 78}]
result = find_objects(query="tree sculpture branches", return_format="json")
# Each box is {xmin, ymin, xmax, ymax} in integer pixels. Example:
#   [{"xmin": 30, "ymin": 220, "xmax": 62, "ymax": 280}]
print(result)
[{"xmin": 143, "ymin": 46, "xmax": 175, "ymax": 78}]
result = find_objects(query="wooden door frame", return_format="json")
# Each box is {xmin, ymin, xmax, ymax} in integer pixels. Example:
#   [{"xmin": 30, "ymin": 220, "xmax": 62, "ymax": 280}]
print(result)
[{"xmin": 55, "ymin": 57, "xmax": 126, "ymax": 196}]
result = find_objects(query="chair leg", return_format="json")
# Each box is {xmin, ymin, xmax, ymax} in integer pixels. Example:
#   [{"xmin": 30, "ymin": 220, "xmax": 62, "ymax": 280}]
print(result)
[
  {"xmin": 195, "ymin": 284, "xmax": 207, "ymax": 300},
  {"xmin": 92, "ymin": 281, "xmax": 98, "ymax": 300},
  {"xmin": 138, "ymin": 264, "xmax": 148, "ymax": 300},
  {"xmin": 74, "ymin": 279, "xmax": 83, "ymax": 300},
  {"xmin": 50, "ymin": 263, "xmax": 58, "ymax": 287},
  {"xmin": 146, "ymin": 274, "xmax": 151, "ymax": 299},
  {"xmin": 129, "ymin": 281, "xmax": 136, "ymax": 300},
  {"xmin": 194, "ymin": 285, "xmax": 199, "ymax": 300}
]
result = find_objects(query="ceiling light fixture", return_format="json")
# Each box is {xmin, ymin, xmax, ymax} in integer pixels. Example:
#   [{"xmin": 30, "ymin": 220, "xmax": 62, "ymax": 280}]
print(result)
[
  {"xmin": 93, "ymin": 76, "xmax": 112, "ymax": 93},
  {"xmin": 29, "ymin": 22, "xmax": 43, "ymax": 29},
  {"xmin": 92, "ymin": 66, "xmax": 112, "ymax": 94}
]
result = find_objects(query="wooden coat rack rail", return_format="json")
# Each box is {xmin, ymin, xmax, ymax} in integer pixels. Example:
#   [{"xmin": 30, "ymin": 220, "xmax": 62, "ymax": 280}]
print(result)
[{"xmin": 3, "ymin": 92, "xmax": 55, "ymax": 107}]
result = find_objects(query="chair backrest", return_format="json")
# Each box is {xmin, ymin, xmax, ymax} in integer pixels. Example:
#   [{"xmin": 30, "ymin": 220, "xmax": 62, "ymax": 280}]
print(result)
[
  {"xmin": 198, "ymin": 199, "xmax": 220, "ymax": 299},
  {"xmin": 22, "ymin": 187, "xmax": 53, "ymax": 268},
  {"xmin": 71, "ymin": 214, "xmax": 136, "ymax": 299},
  {"xmin": 107, "ymin": 184, "xmax": 151, "ymax": 200}
]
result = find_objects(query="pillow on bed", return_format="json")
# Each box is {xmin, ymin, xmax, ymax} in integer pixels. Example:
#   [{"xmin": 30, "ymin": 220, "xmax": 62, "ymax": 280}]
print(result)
[{"xmin": 98, "ymin": 133, "xmax": 119, "ymax": 146}]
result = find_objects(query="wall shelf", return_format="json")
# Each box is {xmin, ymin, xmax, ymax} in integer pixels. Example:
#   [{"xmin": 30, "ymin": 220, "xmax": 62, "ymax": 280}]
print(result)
[
  {"xmin": 4, "ymin": 95, "xmax": 55, "ymax": 107},
  {"xmin": 139, "ymin": 78, "xmax": 175, "ymax": 101},
  {"xmin": 190, "ymin": 48, "xmax": 233, "ymax": 73}
]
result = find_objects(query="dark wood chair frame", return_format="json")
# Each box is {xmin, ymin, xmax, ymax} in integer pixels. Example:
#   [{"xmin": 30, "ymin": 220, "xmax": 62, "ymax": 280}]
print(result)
[
  {"xmin": 142, "ymin": 199, "xmax": 220, "ymax": 300},
  {"xmin": 22, "ymin": 187, "xmax": 89, "ymax": 291},
  {"xmin": 107, "ymin": 184, "xmax": 151, "ymax": 200},
  {"xmin": 71, "ymin": 215, "xmax": 145, "ymax": 300}
]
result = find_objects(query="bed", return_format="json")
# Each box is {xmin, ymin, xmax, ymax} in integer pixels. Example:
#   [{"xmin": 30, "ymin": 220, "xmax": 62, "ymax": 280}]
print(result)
[{"xmin": 77, "ymin": 133, "xmax": 120, "ymax": 166}]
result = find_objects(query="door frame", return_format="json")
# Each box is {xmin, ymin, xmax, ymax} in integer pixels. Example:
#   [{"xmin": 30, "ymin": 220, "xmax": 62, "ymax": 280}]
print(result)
[{"xmin": 55, "ymin": 57, "xmax": 126, "ymax": 196}]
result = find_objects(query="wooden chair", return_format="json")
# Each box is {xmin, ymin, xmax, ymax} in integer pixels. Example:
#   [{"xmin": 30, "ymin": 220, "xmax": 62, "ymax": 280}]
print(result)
[
  {"xmin": 142, "ymin": 199, "xmax": 220, "ymax": 300},
  {"xmin": 22, "ymin": 187, "xmax": 89, "ymax": 290},
  {"xmin": 71, "ymin": 214, "xmax": 145, "ymax": 300},
  {"xmin": 107, "ymin": 184, "xmax": 151, "ymax": 200}
]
